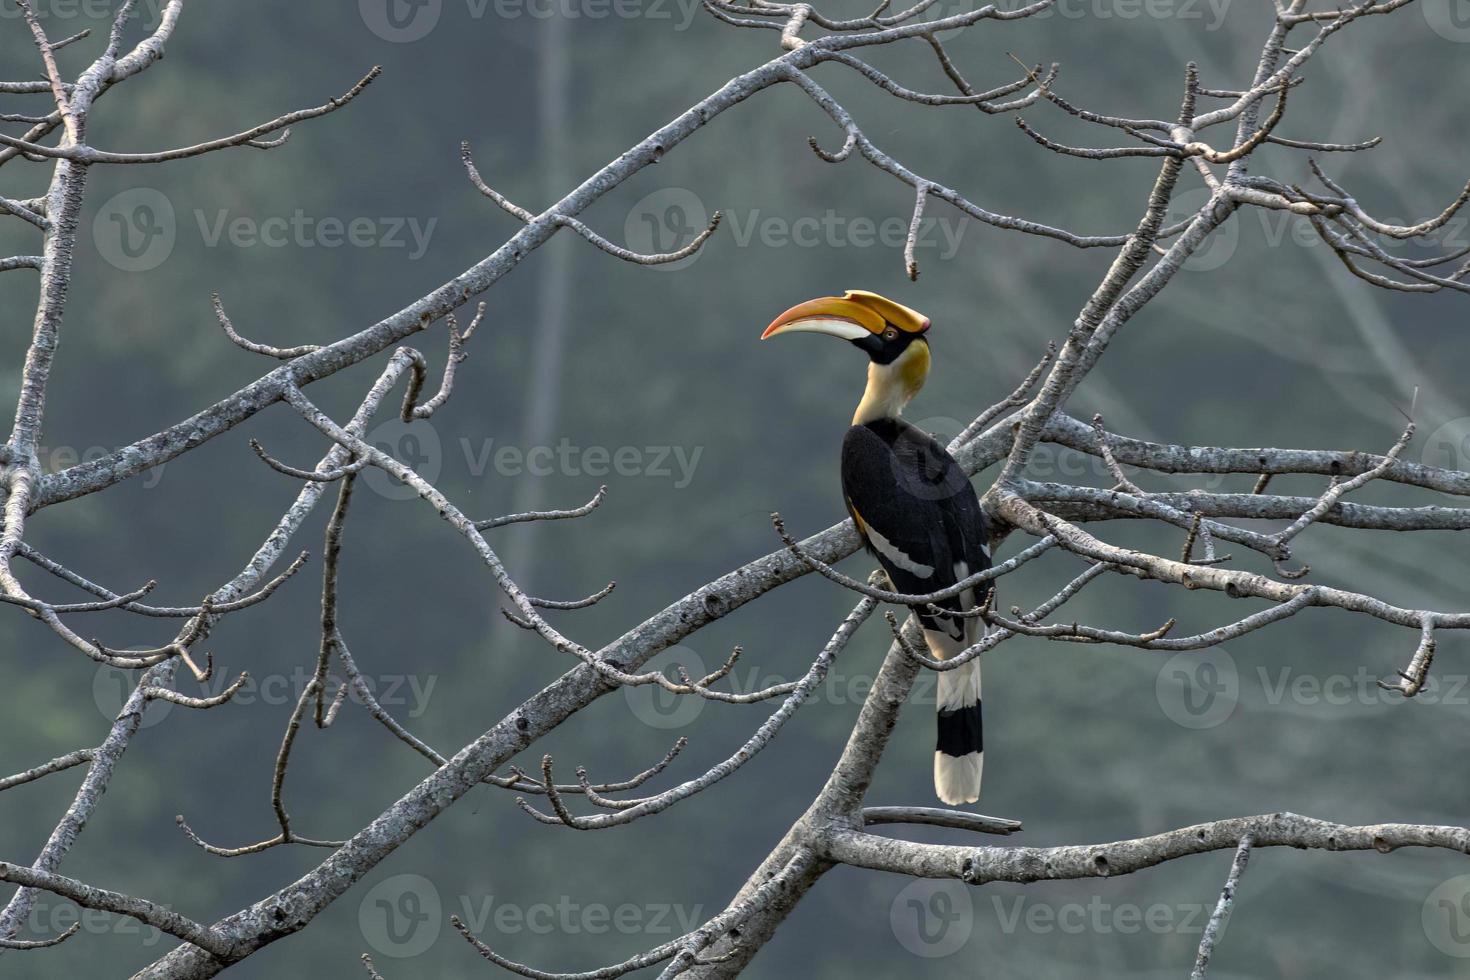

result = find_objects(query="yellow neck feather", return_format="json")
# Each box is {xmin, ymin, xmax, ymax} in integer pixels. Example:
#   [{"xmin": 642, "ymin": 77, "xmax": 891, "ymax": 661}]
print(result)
[{"xmin": 853, "ymin": 341, "xmax": 930, "ymax": 425}]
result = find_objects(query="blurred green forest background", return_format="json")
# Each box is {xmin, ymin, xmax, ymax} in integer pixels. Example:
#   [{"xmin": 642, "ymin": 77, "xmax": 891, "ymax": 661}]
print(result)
[{"xmin": 2, "ymin": 1, "xmax": 1470, "ymax": 977}]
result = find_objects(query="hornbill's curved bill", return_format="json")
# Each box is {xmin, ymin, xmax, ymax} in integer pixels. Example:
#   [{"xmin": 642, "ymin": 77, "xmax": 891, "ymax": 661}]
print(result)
[{"xmin": 762, "ymin": 290, "xmax": 992, "ymax": 806}]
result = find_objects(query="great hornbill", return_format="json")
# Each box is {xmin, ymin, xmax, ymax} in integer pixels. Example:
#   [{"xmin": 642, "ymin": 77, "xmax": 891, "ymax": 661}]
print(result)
[{"xmin": 762, "ymin": 290, "xmax": 991, "ymax": 805}]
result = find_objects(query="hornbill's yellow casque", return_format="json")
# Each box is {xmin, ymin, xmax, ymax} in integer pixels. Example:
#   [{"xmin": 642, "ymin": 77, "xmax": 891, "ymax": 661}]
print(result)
[{"xmin": 763, "ymin": 290, "xmax": 991, "ymax": 806}]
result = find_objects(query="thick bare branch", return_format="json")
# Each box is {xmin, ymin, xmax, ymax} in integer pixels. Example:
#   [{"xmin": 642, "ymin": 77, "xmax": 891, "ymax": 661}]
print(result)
[{"xmin": 820, "ymin": 812, "xmax": 1467, "ymax": 883}]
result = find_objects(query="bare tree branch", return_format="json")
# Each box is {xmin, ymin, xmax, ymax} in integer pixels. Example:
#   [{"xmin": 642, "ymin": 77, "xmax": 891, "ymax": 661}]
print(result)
[{"xmin": 1192, "ymin": 835, "xmax": 1253, "ymax": 980}]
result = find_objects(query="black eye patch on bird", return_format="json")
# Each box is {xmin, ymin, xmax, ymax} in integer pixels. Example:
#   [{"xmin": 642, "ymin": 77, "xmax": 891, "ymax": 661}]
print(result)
[{"xmin": 853, "ymin": 324, "xmax": 925, "ymax": 365}]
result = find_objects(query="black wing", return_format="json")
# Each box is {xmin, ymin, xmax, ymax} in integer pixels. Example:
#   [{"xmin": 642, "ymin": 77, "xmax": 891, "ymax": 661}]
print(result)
[{"xmin": 841, "ymin": 418, "xmax": 991, "ymax": 621}]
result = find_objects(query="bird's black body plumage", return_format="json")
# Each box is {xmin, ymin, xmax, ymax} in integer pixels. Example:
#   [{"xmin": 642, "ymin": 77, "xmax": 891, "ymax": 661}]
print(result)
[
  {"xmin": 840, "ymin": 419, "xmax": 991, "ymax": 617},
  {"xmin": 841, "ymin": 418, "xmax": 991, "ymax": 799}
]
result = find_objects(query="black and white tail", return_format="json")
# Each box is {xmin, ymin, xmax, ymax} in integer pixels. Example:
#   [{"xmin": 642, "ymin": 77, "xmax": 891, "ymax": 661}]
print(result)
[{"xmin": 926, "ymin": 620, "xmax": 983, "ymax": 805}]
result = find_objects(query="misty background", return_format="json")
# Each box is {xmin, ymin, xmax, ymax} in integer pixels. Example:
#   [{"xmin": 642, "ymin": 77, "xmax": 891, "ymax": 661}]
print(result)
[{"xmin": 2, "ymin": 1, "xmax": 1470, "ymax": 976}]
